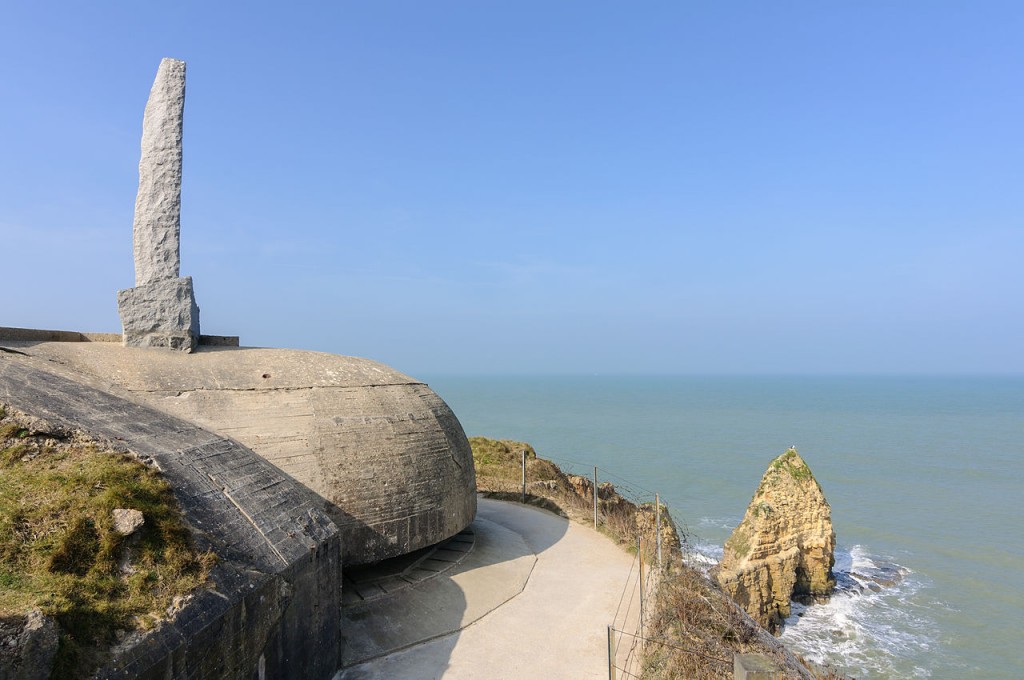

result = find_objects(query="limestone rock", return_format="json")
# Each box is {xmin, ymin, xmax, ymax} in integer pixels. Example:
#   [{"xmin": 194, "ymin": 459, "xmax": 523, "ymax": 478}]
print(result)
[
  {"xmin": 112, "ymin": 508, "xmax": 145, "ymax": 536},
  {"xmin": 715, "ymin": 448, "xmax": 836, "ymax": 634},
  {"xmin": 117, "ymin": 276, "xmax": 200, "ymax": 352},
  {"xmin": 133, "ymin": 58, "xmax": 185, "ymax": 287}
]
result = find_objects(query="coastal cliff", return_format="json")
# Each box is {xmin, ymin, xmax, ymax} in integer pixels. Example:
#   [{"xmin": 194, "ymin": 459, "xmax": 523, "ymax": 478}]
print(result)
[
  {"xmin": 715, "ymin": 448, "xmax": 836, "ymax": 634},
  {"xmin": 469, "ymin": 437, "xmax": 831, "ymax": 679}
]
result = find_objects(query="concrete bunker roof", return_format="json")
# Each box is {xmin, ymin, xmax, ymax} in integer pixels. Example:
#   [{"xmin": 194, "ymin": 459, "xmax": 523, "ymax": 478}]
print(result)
[{"xmin": 8, "ymin": 342, "xmax": 420, "ymax": 392}]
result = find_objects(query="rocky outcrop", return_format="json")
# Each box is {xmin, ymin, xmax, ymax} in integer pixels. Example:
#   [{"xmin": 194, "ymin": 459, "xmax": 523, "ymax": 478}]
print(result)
[{"xmin": 715, "ymin": 448, "xmax": 835, "ymax": 634}]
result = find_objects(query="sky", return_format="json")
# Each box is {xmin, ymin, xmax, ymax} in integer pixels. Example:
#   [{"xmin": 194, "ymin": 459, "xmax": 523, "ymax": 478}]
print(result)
[{"xmin": 2, "ymin": 2, "xmax": 1022, "ymax": 375}]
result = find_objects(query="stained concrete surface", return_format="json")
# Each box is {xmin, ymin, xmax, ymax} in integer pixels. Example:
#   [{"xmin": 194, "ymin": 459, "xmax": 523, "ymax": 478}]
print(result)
[{"xmin": 337, "ymin": 498, "xmax": 640, "ymax": 680}]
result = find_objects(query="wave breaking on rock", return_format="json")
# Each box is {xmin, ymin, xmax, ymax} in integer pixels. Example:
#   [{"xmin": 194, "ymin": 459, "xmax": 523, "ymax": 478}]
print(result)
[{"xmin": 714, "ymin": 448, "xmax": 836, "ymax": 634}]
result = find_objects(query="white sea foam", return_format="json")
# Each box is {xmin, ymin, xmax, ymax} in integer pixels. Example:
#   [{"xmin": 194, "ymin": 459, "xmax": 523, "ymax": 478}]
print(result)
[
  {"xmin": 696, "ymin": 514, "xmax": 741, "ymax": 532},
  {"xmin": 683, "ymin": 541, "xmax": 721, "ymax": 573},
  {"xmin": 780, "ymin": 544, "xmax": 939, "ymax": 678},
  {"xmin": 691, "ymin": 538, "xmax": 943, "ymax": 678}
]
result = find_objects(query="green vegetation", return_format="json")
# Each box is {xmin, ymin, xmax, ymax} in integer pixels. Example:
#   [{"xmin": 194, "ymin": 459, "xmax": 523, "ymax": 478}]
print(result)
[
  {"xmin": 469, "ymin": 436, "xmax": 562, "ymax": 495},
  {"xmin": 0, "ymin": 407, "xmax": 214, "ymax": 678},
  {"xmin": 469, "ymin": 436, "xmax": 666, "ymax": 548},
  {"xmin": 469, "ymin": 436, "xmax": 536, "ymax": 467},
  {"xmin": 725, "ymin": 526, "xmax": 751, "ymax": 560},
  {"xmin": 770, "ymin": 448, "xmax": 814, "ymax": 482}
]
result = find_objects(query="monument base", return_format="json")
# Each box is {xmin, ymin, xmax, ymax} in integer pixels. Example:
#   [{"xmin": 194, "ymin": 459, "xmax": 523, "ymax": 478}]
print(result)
[{"xmin": 117, "ymin": 276, "xmax": 200, "ymax": 352}]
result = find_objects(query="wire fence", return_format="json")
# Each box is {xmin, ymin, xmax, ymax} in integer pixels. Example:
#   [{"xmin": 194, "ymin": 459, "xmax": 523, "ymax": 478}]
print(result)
[
  {"xmin": 478, "ymin": 445, "xmax": 738, "ymax": 679},
  {"xmin": 476, "ymin": 442, "xmax": 808, "ymax": 679}
]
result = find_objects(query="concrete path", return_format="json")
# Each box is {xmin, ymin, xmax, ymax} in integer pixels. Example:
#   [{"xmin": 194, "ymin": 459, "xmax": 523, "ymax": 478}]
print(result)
[{"xmin": 336, "ymin": 498, "xmax": 641, "ymax": 680}]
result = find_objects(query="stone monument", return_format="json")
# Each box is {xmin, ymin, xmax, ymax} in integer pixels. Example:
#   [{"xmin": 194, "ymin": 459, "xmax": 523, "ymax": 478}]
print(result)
[{"xmin": 117, "ymin": 58, "xmax": 200, "ymax": 352}]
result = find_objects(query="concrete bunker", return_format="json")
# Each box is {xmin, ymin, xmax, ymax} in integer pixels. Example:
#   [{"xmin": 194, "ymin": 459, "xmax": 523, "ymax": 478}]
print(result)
[{"xmin": 20, "ymin": 341, "xmax": 478, "ymax": 565}]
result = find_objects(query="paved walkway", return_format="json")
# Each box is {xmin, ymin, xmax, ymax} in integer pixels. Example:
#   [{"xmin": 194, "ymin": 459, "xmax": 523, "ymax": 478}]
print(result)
[{"xmin": 336, "ymin": 498, "xmax": 641, "ymax": 680}]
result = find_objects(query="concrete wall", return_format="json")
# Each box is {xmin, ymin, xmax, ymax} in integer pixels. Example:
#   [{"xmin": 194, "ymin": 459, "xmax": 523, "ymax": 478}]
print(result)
[
  {"xmin": 0, "ymin": 326, "xmax": 238, "ymax": 346},
  {"xmin": 0, "ymin": 354, "xmax": 342, "ymax": 680}
]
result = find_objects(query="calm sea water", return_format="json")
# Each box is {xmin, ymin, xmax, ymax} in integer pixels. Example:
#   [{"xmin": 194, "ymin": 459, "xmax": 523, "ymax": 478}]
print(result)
[{"xmin": 422, "ymin": 375, "xmax": 1024, "ymax": 679}]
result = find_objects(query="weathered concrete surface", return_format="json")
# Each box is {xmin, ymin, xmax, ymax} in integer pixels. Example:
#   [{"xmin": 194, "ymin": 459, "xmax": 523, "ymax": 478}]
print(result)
[
  {"xmin": 117, "ymin": 276, "xmax": 200, "ymax": 352},
  {"xmin": 337, "ymin": 499, "xmax": 638, "ymax": 680},
  {"xmin": 133, "ymin": 57, "xmax": 185, "ymax": 286},
  {"xmin": 0, "ymin": 326, "xmax": 121, "ymax": 343},
  {"xmin": 0, "ymin": 610, "xmax": 59, "ymax": 680},
  {"xmin": 342, "ymin": 508, "xmax": 536, "ymax": 666},
  {"xmin": 716, "ymin": 449, "xmax": 836, "ymax": 634},
  {"xmin": 0, "ymin": 352, "xmax": 342, "ymax": 679},
  {"xmin": 3, "ymin": 340, "xmax": 477, "ymax": 566},
  {"xmin": 0, "ymin": 326, "xmax": 235, "ymax": 346}
]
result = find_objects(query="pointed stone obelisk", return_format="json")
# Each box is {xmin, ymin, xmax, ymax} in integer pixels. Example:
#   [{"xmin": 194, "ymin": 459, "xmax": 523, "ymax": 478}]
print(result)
[{"xmin": 117, "ymin": 58, "xmax": 200, "ymax": 352}]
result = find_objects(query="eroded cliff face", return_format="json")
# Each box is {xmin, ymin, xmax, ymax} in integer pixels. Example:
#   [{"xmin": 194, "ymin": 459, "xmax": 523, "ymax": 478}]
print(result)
[{"xmin": 715, "ymin": 448, "xmax": 836, "ymax": 634}]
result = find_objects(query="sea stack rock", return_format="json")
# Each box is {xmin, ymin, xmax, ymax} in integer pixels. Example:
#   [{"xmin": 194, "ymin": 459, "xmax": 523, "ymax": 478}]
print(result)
[
  {"xmin": 117, "ymin": 58, "xmax": 200, "ymax": 352},
  {"xmin": 715, "ymin": 448, "xmax": 836, "ymax": 634}
]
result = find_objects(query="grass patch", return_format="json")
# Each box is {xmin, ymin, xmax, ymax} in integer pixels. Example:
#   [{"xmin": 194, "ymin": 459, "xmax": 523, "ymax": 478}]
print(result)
[
  {"xmin": 770, "ymin": 448, "xmax": 814, "ymax": 483},
  {"xmin": 0, "ymin": 409, "xmax": 214, "ymax": 678},
  {"xmin": 469, "ymin": 437, "xmax": 676, "ymax": 554}
]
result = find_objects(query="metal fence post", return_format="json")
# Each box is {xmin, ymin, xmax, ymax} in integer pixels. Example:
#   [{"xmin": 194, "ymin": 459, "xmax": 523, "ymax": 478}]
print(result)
[
  {"xmin": 521, "ymin": 449, "xmax": 527, "ymax": 503},
  {"xmin": 593, "ymin": 465, "xmax": 599, "ymax": 529},
  {"xmin": 638, "ymin": 534, "xmax": 645, "ymax": 653},
  {"xmin": 655, "ymin": 492, "xmax": 662, "ymax": 570},
  {"xmin": 607, "ymin": 624, "xmax": 616, "ymax": 680}
]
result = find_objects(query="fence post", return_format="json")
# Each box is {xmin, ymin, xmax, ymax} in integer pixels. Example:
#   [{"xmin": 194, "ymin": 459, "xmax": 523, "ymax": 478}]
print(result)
[
  {"xmin": 655, "ymin": 492, "xmax": 662, "ymax": 570},
  {"xmin": 593, "ymin": 466, "xmax": 599, "ymax": 530},
  {"xmin": 638, "ymin": 534, "xmax": 644, "ymax": 653},
  {"xmin": 521, "ymin": 449, "xmax": 527, "ymax": 503},
  {"xmin": 607, "ymin": 624, "xmax": 616, "ymax": 680}
]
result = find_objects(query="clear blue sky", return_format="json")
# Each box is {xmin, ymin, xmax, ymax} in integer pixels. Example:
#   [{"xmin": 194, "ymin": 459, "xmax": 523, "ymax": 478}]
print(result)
[{"xmin": 2, "ymin": 2, "xmax": 1021, "ymax": 375}]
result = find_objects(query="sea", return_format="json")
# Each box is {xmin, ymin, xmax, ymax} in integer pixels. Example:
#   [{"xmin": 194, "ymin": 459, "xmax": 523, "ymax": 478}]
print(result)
[{"xmin": 422, "ymin": 375, "xmax": 1024, "ymax": 679}]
